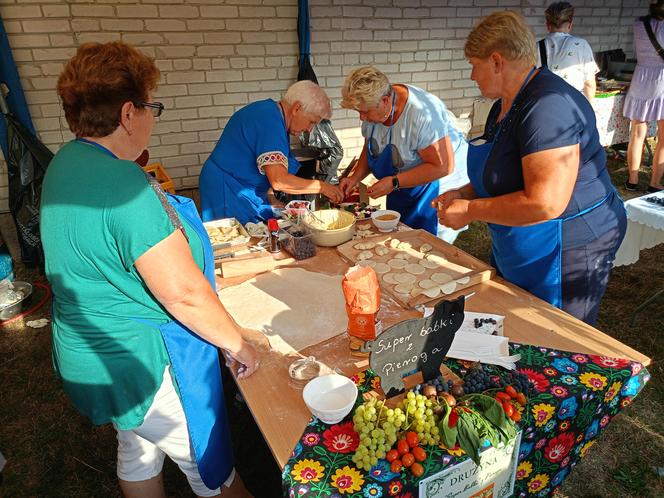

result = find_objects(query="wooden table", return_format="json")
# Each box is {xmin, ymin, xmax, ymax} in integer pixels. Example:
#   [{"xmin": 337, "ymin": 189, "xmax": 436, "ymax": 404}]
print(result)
[{"xmin": 218, "ymin": 243, "xmax": 651, "ymax": 470}]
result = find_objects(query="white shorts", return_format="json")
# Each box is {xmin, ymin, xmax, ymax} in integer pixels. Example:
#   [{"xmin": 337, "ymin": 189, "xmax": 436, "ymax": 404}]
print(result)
[{"xmin": 115, "ymin": 366, "xmax": 235, "ymax": 497}]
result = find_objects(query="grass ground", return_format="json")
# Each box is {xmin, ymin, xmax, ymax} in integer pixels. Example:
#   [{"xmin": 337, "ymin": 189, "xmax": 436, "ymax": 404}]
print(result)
[{"xmin": 0, "ymin": 152, "xmax": 661, "ymax": 497}]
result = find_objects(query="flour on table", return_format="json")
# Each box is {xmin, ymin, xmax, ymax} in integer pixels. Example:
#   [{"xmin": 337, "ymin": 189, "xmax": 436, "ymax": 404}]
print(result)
[{"xmin": 218, "ymin": 268, "xmax": 347, "ymax": 355}]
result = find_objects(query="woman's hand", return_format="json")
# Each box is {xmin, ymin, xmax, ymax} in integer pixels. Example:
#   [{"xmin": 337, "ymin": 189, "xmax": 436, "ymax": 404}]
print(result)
[
  {"xmin": 339, "ymin": 177, "xmax": 359, "ymax": 198},
  {"xmin": 228, "ymin": 340, "xmax": 260, "ymax": 379},
  {"xmin": 437, "ymin": 199, "xmax": 473, "ymax": 230},
  {"xmin": 366, "ymin": 177, "xmax": 394, "ymax": 198},
  {"xmin": 321, "ymin": 182, "xmax": 344, "ymax": 204},
  {"xmin": 431, "ymin": 189, "xmax": 463, "ymax": 211}
]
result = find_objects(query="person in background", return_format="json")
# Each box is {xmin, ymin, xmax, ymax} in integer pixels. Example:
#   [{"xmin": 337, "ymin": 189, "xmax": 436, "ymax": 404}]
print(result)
[
  {"xmin": 41, "ymin": 41, "xmax": 257, "ymax": 498},
  {"xmin": 199, "ymin": 81, "xmax": 343, "ymax": 224},
  {"xmin": 537, "ymin": 2, "xmax": 599, "ymax": 101},
  {"xmin": 339, "ymin": 66, "xmax": 469, "ymax": 240},
  {"xmin": 623, "ymin": 0, "xmax": 664, "ymax": 193},
  {"xmin": 435, "ymin": 11, "xmax": 626, "ymax": 326}
]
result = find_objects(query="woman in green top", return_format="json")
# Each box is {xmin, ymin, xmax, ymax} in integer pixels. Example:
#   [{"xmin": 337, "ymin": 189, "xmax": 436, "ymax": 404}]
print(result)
[{"xmin": 41, "ymin": 42, "xmax": 257, "ymax": 498}]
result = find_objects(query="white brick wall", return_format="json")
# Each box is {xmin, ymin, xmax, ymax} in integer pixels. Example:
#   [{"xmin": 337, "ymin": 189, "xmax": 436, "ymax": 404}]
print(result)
[{"xmin": 0, "ymin": 0, "xmax": 637, "ymax": 211}]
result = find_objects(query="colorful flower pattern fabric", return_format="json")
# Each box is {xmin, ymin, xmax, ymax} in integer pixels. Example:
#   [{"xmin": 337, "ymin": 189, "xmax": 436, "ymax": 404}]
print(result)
[{"xmin": 283, "ymin": 344, "xmax": 649, "ymax": 497}]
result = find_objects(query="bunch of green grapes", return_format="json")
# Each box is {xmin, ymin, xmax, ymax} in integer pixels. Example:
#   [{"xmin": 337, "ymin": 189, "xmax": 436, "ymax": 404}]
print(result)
[
  {"xmin": 352, "ymin": 397, "xmax": 404, "ymax": 471},
  {"xmin": 395, "ymin": 391, "xmax": 441, "ymax": 446}
]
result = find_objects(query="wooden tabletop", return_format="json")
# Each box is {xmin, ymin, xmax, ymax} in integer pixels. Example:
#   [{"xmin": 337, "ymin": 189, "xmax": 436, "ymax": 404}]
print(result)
[{"xmin": 218, "ymin": 243, "xmax": 651, "ymax": 470}]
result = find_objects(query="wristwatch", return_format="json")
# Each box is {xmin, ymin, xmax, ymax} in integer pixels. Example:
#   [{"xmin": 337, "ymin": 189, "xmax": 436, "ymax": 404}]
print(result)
[{"xmin": 391, "ymin": 175, "xmax": 400, "ymax": 191}]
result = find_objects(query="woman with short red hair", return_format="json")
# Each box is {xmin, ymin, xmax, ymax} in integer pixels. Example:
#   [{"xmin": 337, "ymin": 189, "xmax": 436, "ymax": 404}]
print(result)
[{"xmin": 41, "ymin": 41, "xmax": 256, "ymax": 498}]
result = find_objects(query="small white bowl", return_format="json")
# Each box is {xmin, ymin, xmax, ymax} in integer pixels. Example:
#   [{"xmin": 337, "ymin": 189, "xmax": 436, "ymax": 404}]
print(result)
[
  {"xmin": 371, "ymin": 209, "xmax": 401, "ymax": 232},
  {"xmin": 302, "ymin": 374, "xmax": 358, "ymax": 424}
]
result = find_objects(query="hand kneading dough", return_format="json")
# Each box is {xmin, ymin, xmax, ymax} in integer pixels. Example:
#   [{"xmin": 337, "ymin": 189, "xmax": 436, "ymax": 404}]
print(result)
[{"xmin": 357, "ymin": 250, "xmax": 373, "ymax": 261}]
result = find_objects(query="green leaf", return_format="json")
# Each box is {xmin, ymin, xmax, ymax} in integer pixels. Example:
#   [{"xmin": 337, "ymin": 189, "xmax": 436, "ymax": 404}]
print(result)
[
  {"xmin": 467, "ymin": 394, "xmax": 517, "ymax": 441},
  {"xmin": 456, "ymin": 414, "xmax": 482, "ymax": 465},
  {"xmin": 438, "ymin": 402, "xmax": 458, "ymax": 449}
]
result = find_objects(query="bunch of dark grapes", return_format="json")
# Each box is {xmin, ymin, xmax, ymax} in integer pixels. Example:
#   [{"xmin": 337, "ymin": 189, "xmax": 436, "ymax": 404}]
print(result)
[
  {"xmin": 501, "ymin": 370, "xmax": 536, "ymax": 396},
  {"xmin": 414, "ymin": 376, "xmax": 454, "ymax": 395},
  {"xmin": 461, "ymin": 367, "xmax": 500, "ymax": 394}
]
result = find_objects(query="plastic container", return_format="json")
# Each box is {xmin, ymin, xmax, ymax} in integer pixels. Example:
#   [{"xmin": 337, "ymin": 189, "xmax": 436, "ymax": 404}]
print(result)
[
  {"xmin": 371, "ymin": 209, "xmax": 401, "ymax": 232},
  {"xmin": 302, "ymin": 374, "xmax": 358, "ymax": 424},
  {"xmin": 0, "ymin": 281, "xmax": 32, "ymax": 321},
  {"xmin": 284, "ymin": 200, "xmax": 311, "ymax": 217},
  {"xmin": 282, "ymin": 225, "xmax": 317, "ymax": 260}
]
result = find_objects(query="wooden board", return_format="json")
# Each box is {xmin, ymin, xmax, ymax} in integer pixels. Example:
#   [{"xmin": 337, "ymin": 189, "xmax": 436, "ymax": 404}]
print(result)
[{"xmin": 337, "ymin": 229, "xmax": 494, "ymax": 308}]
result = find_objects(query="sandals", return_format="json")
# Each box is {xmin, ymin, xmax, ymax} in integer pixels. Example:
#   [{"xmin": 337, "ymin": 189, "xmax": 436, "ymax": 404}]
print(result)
[{"xmin": 646, "ymin": 185, "xmax": 662, "ymax": 193}]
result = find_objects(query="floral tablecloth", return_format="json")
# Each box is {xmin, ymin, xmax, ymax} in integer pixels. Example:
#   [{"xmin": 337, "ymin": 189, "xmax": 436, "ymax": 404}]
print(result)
[
  {"xmin": 592, "ymin": 93, "xmax": 657, "ymax": 147},
  {"xmin": 283, "ymin": 343, "xmax": 650, "ymax": 498}
]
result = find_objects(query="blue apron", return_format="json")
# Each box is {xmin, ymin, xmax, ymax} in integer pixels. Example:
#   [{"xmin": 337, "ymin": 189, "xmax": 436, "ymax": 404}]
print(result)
[
  {"xmin": 466, "ymin": 70, "xmax": 610, "ymax": 308},
  {"xmin": 76, "ymin": 139, "xmax": 232, "ymax": 489},
  {"xmin": 161, "ymin": 193, "xmax": 233, "ymax": 489},
  {"xmin": 367, "ymin": 97, "xmax": 439, "ymax": 234}
]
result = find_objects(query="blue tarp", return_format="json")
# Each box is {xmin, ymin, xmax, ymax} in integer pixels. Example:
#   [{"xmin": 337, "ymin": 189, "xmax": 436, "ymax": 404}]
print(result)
[{"xmin": 0, "ymin": 15, "xmax": 35, "ymax": 158}]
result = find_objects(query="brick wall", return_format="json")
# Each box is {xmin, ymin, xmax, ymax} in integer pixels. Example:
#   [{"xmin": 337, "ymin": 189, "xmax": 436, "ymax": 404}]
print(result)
[{"xmin": 0, "ymin": 0, "xmax": 641, "ymax": 212}]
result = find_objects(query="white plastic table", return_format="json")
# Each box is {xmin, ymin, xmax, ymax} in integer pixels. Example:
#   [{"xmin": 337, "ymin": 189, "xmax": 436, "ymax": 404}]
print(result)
[{"xmin": 614, "ymin": 190, "xmax": 664, "ymax": 267}]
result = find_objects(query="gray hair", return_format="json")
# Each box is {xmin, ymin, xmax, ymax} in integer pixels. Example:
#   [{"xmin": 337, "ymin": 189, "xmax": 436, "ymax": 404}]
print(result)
[{"xmin": 283, "ymin": 80, "xmax": 332, "ymax": 119}]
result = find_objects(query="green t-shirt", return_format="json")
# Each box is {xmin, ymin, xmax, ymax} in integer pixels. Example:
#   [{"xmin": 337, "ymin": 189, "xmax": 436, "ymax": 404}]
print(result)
[{"xmin": 41, "ymin": 140, "xmax": 204, "ymax": 430}]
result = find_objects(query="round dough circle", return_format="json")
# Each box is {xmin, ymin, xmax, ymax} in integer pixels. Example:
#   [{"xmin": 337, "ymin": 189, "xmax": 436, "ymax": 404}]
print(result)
[
  {"xmin": 456, "ymin": 276, "xmax": 471, "ymax": 285},
  {"xmin": 382, "ymin": 273, "xmax": 399, "ymax": 284},
  {"xmin": 358, "ymin": 223, "xmax": 371, "ymax": 230},
  {"xmin": 394, "ymin": 283, "xmax": 414, "ymax": 294},
  {"xmin": 357, "ymin": 250, "xmax": 373, "ymax": 261},
  {"xmin": 420, "ymin": 243, "xmax": 433, "ymax": 253},
  {"xmin": 431, "ymin": 272, "xmax": 454, "ymax": 284},
  {"xmin": 405, "ymin": 263, "xmax": 426, "ymax": 275},
  {"xmin": 394, "ymin": 273, "xmax": 416, "ymax": 284},
  {"xmin": 373, "ymin": 262, "xmax": 390, "ymax": 274},
  {"xmin": 375, "ymin": 246, "xmax": 389, "ymax": 256},
  {"xmin": 387, "ymin": 258, "xmax": 408, "ymax": 269},
  {"xmin": 418, "ymin": 279, "xmax": 437, "ymax": 289},
  {"xmin": 440, "ymin": 281, "xmax": 458, "ymax": 295},
  {"xmin": 395, "ymin": 252, "xmax": 411, "ymax": 260},
  {"xmin": 419, "ymin": 258, "xmax": 440, "ymax": 269},
  {"xmin": 422, "ymin": 286, "xmax": 441, "ymax": 298},
  {"xmin": 358, "ymin": 259, "xmax": 376, "ymax": 268}
]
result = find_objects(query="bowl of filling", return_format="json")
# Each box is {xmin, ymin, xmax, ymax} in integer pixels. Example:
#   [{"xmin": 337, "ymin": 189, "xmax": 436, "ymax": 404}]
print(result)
[
  {"xmin": 302, "ymin": 209, "xmax": 356, "ymax": 246},
  {"xmin": 371, "ymin": 209, "xmax": 401, "ymax": 232}
]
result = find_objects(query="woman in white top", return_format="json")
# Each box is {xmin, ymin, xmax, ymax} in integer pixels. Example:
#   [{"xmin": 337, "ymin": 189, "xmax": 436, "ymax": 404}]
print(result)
[
  {"xmin": 339, "ymin": 66, "xmax": 468, "ymax": 241},
  {"xmin": 537, "ymin": 2, "xmax": 599, "ymax": 101}
]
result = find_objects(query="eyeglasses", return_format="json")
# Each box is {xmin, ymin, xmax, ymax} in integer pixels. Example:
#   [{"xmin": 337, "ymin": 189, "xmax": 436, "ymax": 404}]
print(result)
[{"xmin": 138, "ymin": 102, "xmax": 165, "ymax": 117}]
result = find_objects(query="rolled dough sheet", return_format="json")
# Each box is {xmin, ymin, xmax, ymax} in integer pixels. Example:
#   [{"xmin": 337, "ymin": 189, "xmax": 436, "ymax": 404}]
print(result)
[{"xmin": 218, "ymin": 267, "xmax": 347, "ymax": 354}]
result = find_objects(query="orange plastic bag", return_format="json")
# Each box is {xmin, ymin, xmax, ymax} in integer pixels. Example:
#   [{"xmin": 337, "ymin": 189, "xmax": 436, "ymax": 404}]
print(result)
[{"xmin": 342, "ymin": 265, "xmax": 382, "ymax": 341}]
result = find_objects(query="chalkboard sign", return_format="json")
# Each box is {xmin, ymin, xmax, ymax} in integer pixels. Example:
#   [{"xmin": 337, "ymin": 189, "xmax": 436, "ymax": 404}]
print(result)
[{"xmin": 361, "ymin": 297, "xmax": 465, "ymax": 397}]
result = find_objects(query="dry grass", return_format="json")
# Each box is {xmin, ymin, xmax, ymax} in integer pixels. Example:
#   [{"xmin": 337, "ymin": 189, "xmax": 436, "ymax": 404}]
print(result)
[{"xmin": 0, "ymin": 153, "xmax": 661, "ymax": 497}]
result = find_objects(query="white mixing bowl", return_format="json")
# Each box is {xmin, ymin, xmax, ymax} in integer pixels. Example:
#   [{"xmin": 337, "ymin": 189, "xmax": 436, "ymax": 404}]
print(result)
[{"xmin": 302, "ymin": 374, "xmax": 358, "ymax": 424}]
